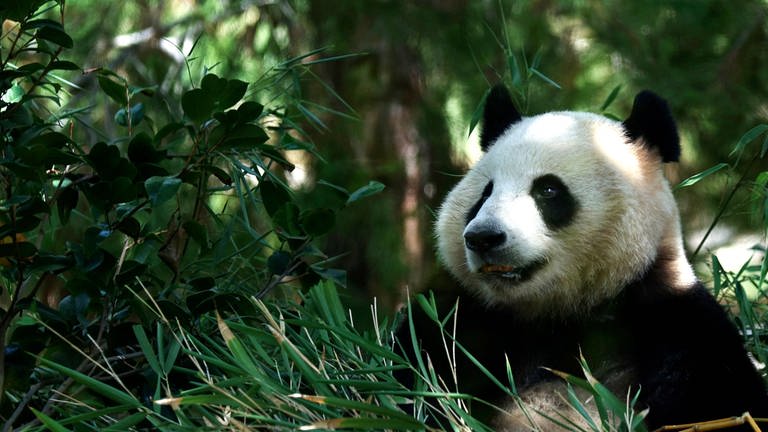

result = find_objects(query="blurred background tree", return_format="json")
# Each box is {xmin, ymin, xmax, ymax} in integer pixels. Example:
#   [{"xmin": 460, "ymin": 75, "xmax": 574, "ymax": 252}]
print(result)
[{"xmin": 54, "ymin": 0, "xmax": 768, "ymax": 307}]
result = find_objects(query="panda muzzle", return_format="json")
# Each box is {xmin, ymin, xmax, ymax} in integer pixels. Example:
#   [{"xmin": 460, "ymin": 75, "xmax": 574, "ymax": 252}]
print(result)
[
  {"xmin": 478, "ymin": 259, "xmax": 546, "ymax": 282},
  {"xmin": 479, "ymin": 264, "xmax": 517, "ymax": 274}
]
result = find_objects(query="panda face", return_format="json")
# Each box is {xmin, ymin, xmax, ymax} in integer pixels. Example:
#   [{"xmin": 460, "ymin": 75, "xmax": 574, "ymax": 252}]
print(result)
[
  {"xmin": 463, "ymin": 173, "xmax": 576, "ymax": 282},
  {"xmin": 436, "ymin": 109, "xmax": 693, "ymax": 317}
]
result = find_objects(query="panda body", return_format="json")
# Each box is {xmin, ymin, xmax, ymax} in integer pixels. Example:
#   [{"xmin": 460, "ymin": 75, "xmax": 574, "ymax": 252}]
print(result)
[{"xmin": 398, "ymin": 85, "xmax": 768, "ymax": 430}]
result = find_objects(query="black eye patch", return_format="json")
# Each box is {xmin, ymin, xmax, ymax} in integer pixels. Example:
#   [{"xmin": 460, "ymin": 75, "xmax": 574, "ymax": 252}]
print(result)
[
  {"xmin": 465, "ymin": 181, "xmax": 493, "ymax": 224},
  {"xmin": 530, "ymin": 174, "xmax": 578, "ymax": 230}
]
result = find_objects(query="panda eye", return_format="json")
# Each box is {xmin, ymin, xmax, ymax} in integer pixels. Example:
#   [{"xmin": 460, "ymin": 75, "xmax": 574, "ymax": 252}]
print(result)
[
  {"xmin": 531, "ymin": 175, "xmax": 578, "ymax": 230},
  {"xmin": 537, "ymin": 185, "xmax": 559, "ymax": 199},
  {"xmin": 531, "ymin": 175, "xmax": 565, "ymax": 200},
  {"xmin": 481, "ymin": 181, "xmax": 494, "ymax": 199}
]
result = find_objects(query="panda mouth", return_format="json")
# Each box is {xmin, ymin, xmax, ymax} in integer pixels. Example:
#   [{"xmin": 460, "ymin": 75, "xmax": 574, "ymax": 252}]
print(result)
[{"xmin": 478, "ymin": 260, "xmax": 545, "ymax": 282}]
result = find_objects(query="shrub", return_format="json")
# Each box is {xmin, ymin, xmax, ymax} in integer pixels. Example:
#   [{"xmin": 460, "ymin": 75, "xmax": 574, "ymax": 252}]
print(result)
[{"xmin": 0, "ymin": 2, "xmax": 381, "ymax": 428}]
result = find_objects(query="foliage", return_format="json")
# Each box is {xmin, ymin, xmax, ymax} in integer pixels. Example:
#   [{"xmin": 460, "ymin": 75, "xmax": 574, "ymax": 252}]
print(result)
[
  {"xmin": 1, "ymin": 1, "xmax": 768, "ymax": 431},
  {"xmin": 18, "ymin": 282, "xmax": 427, "ymax": 431},
  {"xmin": 0, "ymin": 1, "xmax": 382, "ymax": 429}
]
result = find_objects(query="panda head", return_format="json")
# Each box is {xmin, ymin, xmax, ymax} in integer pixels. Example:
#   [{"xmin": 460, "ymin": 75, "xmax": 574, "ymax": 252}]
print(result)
[{"xmin": 436, "ymin": 85, "xmax": 696, "ymax": 318}]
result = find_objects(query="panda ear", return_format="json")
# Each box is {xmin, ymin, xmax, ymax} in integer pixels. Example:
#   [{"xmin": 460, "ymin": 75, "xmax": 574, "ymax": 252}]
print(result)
[
  {"xmin": 481, "ymin": 84, "xmax": 522, "ymax": 151},
  {"xmin": 622, "ymin": 90, "xmax": 680, "ymax": 163}
]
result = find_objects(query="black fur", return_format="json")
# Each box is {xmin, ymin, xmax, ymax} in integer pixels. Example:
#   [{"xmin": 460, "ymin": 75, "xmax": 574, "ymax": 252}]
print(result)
[
  {"xmin": 465, "ymin": 181, "xmax": 493, "ymax": 224},
  {"xmin": 480, "ymin": 84, "xmax": 522, "ymax": 151},
  {"xmin": 395, "ymin": 259, "xmax": 768, "ymax": 429},
  {"xmin": 622, "ymin": 91, "xmax": 681, "ymax": 162},
  {"xmin": 530, "ymin": 174, "xmax": 578, "ymax": 230},
  {"xmin": 626, "ymin": 264, "xmax": 768, "ymax": 426}
]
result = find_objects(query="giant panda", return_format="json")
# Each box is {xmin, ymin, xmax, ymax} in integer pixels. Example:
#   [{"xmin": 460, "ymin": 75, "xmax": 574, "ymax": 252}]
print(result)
[{"xmin": 396, "ymin": 84, "xmax": 768, "ymax": 430}]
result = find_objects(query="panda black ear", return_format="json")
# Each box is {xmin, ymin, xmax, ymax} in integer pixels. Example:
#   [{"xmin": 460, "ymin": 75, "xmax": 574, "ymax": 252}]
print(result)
[
  {"xmin": 481, "ymin": 84, "xmax": 522, "ymax": 151},
  {"xmin": 622, "ymin": 91, "xmax": 680, "ymax": 163}
]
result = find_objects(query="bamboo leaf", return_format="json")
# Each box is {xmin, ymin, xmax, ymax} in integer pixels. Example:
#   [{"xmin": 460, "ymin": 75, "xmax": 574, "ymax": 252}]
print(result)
[
  {"xmin": 215, "ymin": 311, "xmax": 262, "ymax": 377},
  {"xmin": 469, "ymin": 87, "xmax": 492, "ymax": 138},
  {"xmin": 730, "ymin": 124, "xmax": 768, "ymax": 160},
  {"xmin": 133, "ymin": 325, "xmax": 161, "ymax": 375},
  {"xmin": 30, "ymin": 408, "xmax": 72, "ymax": 432},
  {"xmin": 675, "ymin": 163, "xmax": 728, "ymax": 190},
  {"xmin": 38, "ymin": 357, "xmax": 140, "ymax": 407},
  {"xmin": 600, "ymin": 85, "xmax": 622, "ymax": 112}
]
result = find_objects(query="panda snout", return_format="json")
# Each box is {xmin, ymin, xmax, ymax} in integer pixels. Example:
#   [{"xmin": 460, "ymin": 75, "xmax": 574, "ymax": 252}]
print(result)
[{"xmin": 464, "ymin": 227, "xmax": 507, "ymax": 253}]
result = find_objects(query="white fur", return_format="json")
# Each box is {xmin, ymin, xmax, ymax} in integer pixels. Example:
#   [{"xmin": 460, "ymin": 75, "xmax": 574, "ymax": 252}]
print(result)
[{"xmin": 436, "ymin": 111, "xmax": 695, "ymax": 318}]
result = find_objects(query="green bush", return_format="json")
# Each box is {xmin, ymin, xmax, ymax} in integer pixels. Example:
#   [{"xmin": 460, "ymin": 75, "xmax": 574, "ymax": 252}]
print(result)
[{"xmin": 0, "ymin": 2, "xmax": 383, "ymax": 429}]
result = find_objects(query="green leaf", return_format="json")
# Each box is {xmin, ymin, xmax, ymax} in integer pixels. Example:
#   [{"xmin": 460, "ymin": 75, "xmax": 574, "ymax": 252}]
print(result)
[
  {"xmin": 346, "ymin": 181, "xmax": 385, "ymax": 205},
  {"xmin": 292, "ymin": 393, "xmax": 424, "ymax": 427},
  {"xmin": 128, "ymin": 132, "xmax": 164, "ymax": 164},
  {"xmin": 182, "ymin": 220, "xmax": 209, "ymax": 249},
  {"xmin": 675, "ymin": 163, "xmax": 729, "ymax": 190},
  {"xmin": 469, "ymin": 87, "xmax": 491, "ymax": 138},
  {"xmin": 600, "ymin": 85, "xmax": 622, "ymax": 112},
  {"xmin": 144, "ymin": 176, "xmax": 181, "ymax": 206},
  {"xmin": 216, "ymin": 312, "xmax": 262, "ymax": 377},
  {"xmin": 204, "ymin": 165, "xmax": 233, "ymax": 186},
  {"xmin": 730, "ymin": 124, "xmax": 768, "ymax": 163},
  {"xmin": 508, "ymin": 53, "xmax": 523, "ymax": 89},
  {"xmin": 17, "ymin": 195, "xmax": 49, "ymax": 217},
  {"xmin": 272, "ymin": 202, "xmax": 302, "ymax": 237},
  {"xmin": 221, "ymin": 124, "xmax": 269, "ymax": 149},
  {"xmin": 153, "ymin": 122, "xmax": 185, "ymax": 144},
  {"xmin": 17, "ymin": 62, "xmax": 46, "ymax": 74},
  {"xmin": 37, "ymin": 357, "xmax": 140, "ymax": 406},
  {"xmin": 59, "ymin": 293, "xmax": 90, "ymax": 325},
  {"xmin": 181, "ymin": 88, "xmax": 215, "ymax": 124},
  {"xmin": 133, "ymin": 325, "xmax": 161, "ymax": 375},
  {"xmin": 87, "ymin": 142, "xmax": 137, "ymax": 180},
  {"xmin": 110, "ymin": 177, "xmax": 138, "ymax": 203},
  {"xmin": 236, "ymin": 101, "xmax": 264, "ymax": 123},
  {"xmin": 56, "ymin": 187, "xmax": 78, "ymax": 224},
  {"xmin": 267, "ymin": 250, "xmax": 292, "ymax": 275},
  {"xmin": 114, "ymin": 102, "xmax": 145, "ymax": 127},
  {"xmin": 200, "ymin": 73, "xmax": 226, "ymax": 94},
  {"xmin": 34, "ymin": 24, "xmax": 74, "ymax": 48},
  {"xmin": 97, "ymin": 74, "xmax": 128, "ymax": 105},
  {"xmin": 219, "ymin": 79, "xmax": 248, "ymax": 109},
  {"xmin": 30, "ymin": 408, "xmax": 71, "ymax": 432},
  {"xmin": 259, "ymin": 179, "xmax": 292, "ymax": 217},
  {"xmin": 15, "ymin": 132, "xmax": 79, "ymax": 167},
  {"xmin": 2, "ymin": 0, "xmax": 49, "ymax": 22},
  {"xmin": 310, "ymin": 266, "xmax": 346, "ymax": 288},
  {"xmin": 116, "ymin": 217, "xmax": 140, "ymax": 239},
  {"xmin": 49, "ymin": 60, "xmax": 80, "ymax": 71},
  {"xmin": 415, "ymin": 293, "xmax": 439, "ymax": 322},
  {"xmin": 103, "ymin": 412, "xmax": 147, "ymax": 431},
  {"xmin": 530, "ymin": 67, "xmax": 561, "ymax": 89},
  {"xmin": 4, "ymin": 82, "xmax": 24, "ymax": 103}
]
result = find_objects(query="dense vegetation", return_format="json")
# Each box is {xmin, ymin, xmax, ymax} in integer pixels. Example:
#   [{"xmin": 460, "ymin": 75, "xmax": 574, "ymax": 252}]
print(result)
[{"xmin": 1, "ymin": 0, "xmax": 767, "ymax": 430}]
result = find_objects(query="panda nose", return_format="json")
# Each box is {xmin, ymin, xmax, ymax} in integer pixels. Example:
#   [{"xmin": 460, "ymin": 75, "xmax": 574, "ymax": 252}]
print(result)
[{"xmin": 464, "ymin": 228, "xmax": 506, "ymax": 252}]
